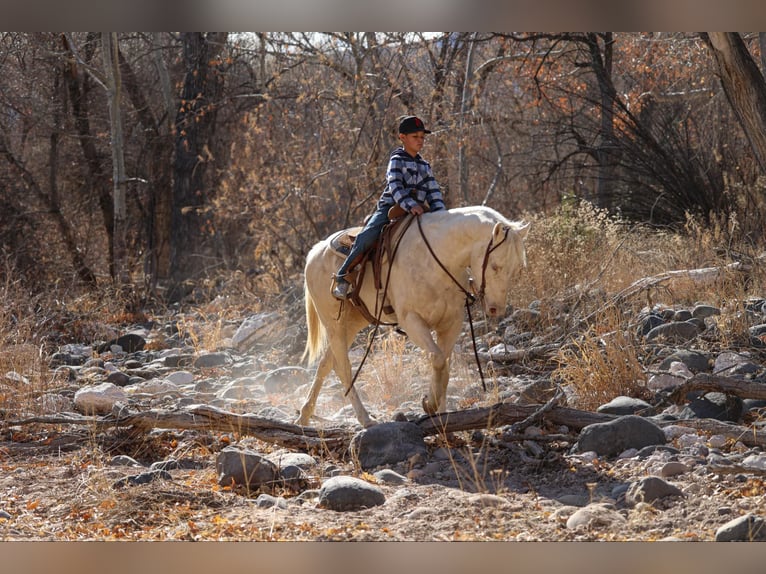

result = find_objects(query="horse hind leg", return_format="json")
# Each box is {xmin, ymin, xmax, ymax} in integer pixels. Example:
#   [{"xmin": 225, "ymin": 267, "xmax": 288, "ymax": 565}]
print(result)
[
  {"xmin": 296, "ymin": 346, "xmax": 334, "ymax": 426},
  {"xmin": 328, "ymin": 331, "xmax": 375, "ymax": 427},
  {"xmin": 297, "ymin": 319, "xmax": 375, "ymax": 428}
]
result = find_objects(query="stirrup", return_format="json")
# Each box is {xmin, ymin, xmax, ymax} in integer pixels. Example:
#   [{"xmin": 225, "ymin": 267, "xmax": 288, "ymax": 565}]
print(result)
[{"xmin": 332, "ymin": 280, "xmax": 352, "ymax": 300}]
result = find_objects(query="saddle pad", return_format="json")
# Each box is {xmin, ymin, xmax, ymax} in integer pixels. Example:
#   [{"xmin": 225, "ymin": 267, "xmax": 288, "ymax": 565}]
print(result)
[{"xmin": 329, "ymin": 226, "xmax": 364, "ymax": 257}]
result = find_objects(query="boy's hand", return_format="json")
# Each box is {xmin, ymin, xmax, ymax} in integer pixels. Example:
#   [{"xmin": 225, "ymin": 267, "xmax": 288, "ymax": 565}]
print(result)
[{"xmin": 410, "ymin": 204, "xmax": 425, "ymax": 216}]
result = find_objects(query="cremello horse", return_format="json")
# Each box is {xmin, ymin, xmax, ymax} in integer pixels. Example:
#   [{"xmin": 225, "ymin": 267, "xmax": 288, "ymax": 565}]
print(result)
[{"xmin": 297, "ymin": 206, "xmax": 530, "ymax": 427}]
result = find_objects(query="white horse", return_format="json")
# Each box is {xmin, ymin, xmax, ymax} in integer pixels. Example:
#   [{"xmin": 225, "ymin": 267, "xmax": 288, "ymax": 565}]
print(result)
[{"xmin": 297, "ymin": 205, "xmax": 530, "ymax": 427}]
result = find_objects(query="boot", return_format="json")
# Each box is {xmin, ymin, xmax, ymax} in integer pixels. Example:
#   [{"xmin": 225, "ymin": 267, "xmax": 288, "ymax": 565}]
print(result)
[{"xmin": 332, "ymin": 278, "xmax": 352, "ymax": 300}]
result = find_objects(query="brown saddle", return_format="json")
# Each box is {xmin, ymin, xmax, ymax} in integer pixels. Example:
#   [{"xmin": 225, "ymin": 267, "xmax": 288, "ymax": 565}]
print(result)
[{"xmin": 329, "ymin": 208, "xmax": 414, "ymax": 325}]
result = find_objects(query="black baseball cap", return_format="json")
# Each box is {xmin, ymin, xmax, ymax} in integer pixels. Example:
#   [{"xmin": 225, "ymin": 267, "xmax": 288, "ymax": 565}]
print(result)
[{"xmin": 398, "ymin": 115, "xmax": 431, "ymax": 134}]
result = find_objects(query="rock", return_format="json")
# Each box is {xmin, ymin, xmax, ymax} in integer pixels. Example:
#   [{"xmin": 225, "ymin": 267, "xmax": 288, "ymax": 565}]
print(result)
[
  {"xmin": 468, "ymin": 493, "xmax": 509, "ymax": 508},
  {"xmin": 657, "ymin": 350, "xmax": 710, "ymax": 373},
  {"xmin": 645, "ymin": 321, "xmax": 702, "ymax": 343},
  {"xmin": 373, "ymin": 469, "xmax": 408, "ymax": 485},
  {"xmin": 112, "ymin": 469, "xmax": 172, "ymax": 489},
  {"xmin": 625, "ymin": 476, "xmax": 684, "ymax": 505},
  {"xmin": 73, "ymin": 382, "xmax": 128, "ymax": 415},
  {"xmin": 692, "ymin": 304, "xmax": 720, "ymax": 319},
  {"xmin": 317, "ymin": 476, "xmax": 386, "ymax": 511},
  {"xmin": 565, "ymin": 503, "xmax": 626, "ymax": 530},
  {"xmin": 262, "ymin": 366, "xmax": 311, "ymax": 394},
  {"xmin": 673, "ymin": 309, "xmax": 692, "ymax": 322},
  {"xmin": 194, "ymin": 352, "xmax": 232, "ymax": 368},
  {"xmin": 97, "ymin": 333, "xmax": 146, "ymax": 354},
  {"xmin": 677, "ymin": 392, "xmax": 743, "ymax": 422},
  {"xmin": 163, "ymin": 354, "xmax": 196, "ymax": 368},
  {"xmin": 715, "ymin": 514, "xmax": 766, "ymax": 541},
  {"xmin": 105, "ymin": 371, "xmax": 131, "ymax": 387},
  {"xmin": 277, "ymin": 465, "xmax": 309, "ymax": 491},
  {"xmin": 349, "ymin": 421, "xmax": 427, "ymax": 470},
  {"xmin": 636, "ymin": 313, "xmax": 664, "ymax": 337},
  {"xmin": 266, "ymin": 452, "xmax": 317, "ymax": 470},
  {"xmin": 713, "ymin": 351, "xmax": 751, "ymax": 374},
  {"xmin": 50, "ymin": 351, "xmax": 87, "ymax": 367},
  {"xmin": 109, "ymin": 455, "xmax": 144, "ymax": 467},
  {"xmin": 597, "ymin": 396, "xmax": 651, "ymax": 416},
  {"xmin": 216, "ymin": 446, "xmax": 279, "ymax": 489},
  {"xmin": 165, "ymin": 371, "xmax": 195, "ymax": 385},
  {"xmin": 646, "ymin": 372, "xmax": 686, "ymax": 391},
  {"xmin": 576, "ymin": 415, "xmax": 667, "ymax": 457},
  {"xmin": 254, "ymin": 494, "xmax": 288, "ymax": 509},
  {"xmin": 658, "ymin": 461, "xmax": 689, "ymax": 478},
  {"xmin": 741, "ymin": 453, "xmax": 766, "ymax": 472},
  {"xmin": 125, "ymin": 379, "xmax": 180, "ymax": 396}
]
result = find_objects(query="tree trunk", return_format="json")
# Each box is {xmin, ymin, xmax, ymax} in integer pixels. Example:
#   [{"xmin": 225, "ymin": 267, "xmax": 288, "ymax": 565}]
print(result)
[
  {"xmin": 101, "ymin": 32, "xmax": 128, "ymax": 284},
  {"xmin": 458, "ymin": 33, "xmax": 478, "ymax": 204},
  {"xmin": 701, "ymin": 32, "xmax": 766, "ymax": 173},
  {"xmin": 587, "ymin": 33, "xmax": 617, "ymax": 209},
  {"xmin": 116, "ymin": 39, "xmax": 173, "ymax": 294},
  {"xmin": 50, "ymin": 64, "xmax": 97, "ymax": 286},
  {"xmin": 169, "ymin": 32, "xmax": 227, "ymax": 301},
  {"xmin": 62, "ymin": 33, "xmax": 114, "ymax": 277}
]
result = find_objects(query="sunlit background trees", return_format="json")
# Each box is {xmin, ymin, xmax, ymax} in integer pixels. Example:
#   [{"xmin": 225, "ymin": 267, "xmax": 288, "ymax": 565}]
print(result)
[{"xmin": 1, "ymin": 32, "xmax": 765, "ymax": 305}]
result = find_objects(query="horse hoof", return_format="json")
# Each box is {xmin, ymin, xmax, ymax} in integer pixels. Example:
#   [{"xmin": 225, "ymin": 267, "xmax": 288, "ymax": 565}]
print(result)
[{"xmin": 421, "ymin": 394, "xmax": 437, "ymax": 415}]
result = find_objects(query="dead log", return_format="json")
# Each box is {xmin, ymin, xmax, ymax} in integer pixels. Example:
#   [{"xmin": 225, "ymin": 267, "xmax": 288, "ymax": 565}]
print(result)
[
  {"xmin": 414, "ymin": 402, "xmax": 616, "ymax": 435},
  {"xmin": 9, "ymin": 394, "xmax": 766, "ymax": 452},
  {"xmin": 6, "ymin": 404, "xmax": 356, "ymax": 451},
  {"xmin": 661, "ymin": 418, "xmax": 766, "ymax": 449},
  {"xmin": 667, "ymin": 373, "xmax": 766, "ymax": 404}
]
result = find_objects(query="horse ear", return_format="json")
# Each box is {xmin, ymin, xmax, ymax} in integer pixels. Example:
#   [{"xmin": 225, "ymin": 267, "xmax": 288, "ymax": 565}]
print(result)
[
  {"xmin": 516, "ymin": 221, "xmax": 531, "ymax": 240},
  {"xmin": 493, "ymin": 222, "xmax": 507, "ymax": 243}
]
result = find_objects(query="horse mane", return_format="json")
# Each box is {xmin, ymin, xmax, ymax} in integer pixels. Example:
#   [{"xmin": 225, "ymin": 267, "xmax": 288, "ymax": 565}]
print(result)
[{"xmin": 448, "ymin": 205, "xmax": 521, "ymax": 228}]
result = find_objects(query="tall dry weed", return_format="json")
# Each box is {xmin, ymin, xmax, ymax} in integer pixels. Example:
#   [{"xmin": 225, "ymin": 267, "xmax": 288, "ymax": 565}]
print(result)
[{"xmin": 554, "ymin": 308, "xmax": 648, "ymax": 411}]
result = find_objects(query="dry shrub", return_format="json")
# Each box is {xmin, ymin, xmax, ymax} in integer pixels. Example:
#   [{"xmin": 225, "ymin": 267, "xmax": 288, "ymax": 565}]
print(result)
[
  {"xmin": 361, "ymin": 330, "xmax": 429, "ymax": 409},
  {"xmin": 554, "ymin": 308, "xmax": 648, "ymax": 411}
]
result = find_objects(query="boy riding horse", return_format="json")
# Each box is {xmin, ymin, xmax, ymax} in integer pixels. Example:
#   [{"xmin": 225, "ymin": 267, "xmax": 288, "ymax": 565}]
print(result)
[{"xmin": 332, "ymin": 115, "xmax": 446, "ymax": 300}]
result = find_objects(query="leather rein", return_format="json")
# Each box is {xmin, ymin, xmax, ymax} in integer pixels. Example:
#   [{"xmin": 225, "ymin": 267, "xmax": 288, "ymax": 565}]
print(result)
[{"xmin": 344, "ymin": 214, "xmax": 510, "ymax": 397}]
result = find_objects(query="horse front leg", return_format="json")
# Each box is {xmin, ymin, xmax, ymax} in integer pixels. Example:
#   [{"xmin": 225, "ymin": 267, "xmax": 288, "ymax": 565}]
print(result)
[
  {"xmin": 428, "ymin": 320, "xmax": 464, "ymax": 414},
  {"xmin": 399, "ymin": 313, "xmax": 455, "ymax": 416}
]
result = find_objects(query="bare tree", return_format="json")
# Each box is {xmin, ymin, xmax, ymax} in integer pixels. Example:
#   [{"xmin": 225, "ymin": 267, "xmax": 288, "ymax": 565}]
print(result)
[
  {"xmin": 701, "ymin": 32, "xmax": 766, "ymax": 173},
  {"xmin": 101, "ymin": 32, "xmax": 128, "ymax": 284}
]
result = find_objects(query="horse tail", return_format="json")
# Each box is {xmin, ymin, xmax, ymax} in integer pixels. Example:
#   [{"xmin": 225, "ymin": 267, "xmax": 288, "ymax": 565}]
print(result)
[{"xmin": 302, "ymin": 278, "xmax": 327, "ymax": 365}]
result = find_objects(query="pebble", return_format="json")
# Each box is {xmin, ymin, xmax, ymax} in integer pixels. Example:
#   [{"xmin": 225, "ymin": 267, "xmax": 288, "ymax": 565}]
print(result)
[{"xmin": 659, "ymin": 461, "xmax": 689, "ymax": 478}]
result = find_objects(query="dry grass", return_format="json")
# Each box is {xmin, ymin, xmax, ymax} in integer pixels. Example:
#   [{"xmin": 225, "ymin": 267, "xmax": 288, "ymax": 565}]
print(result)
[
  {"xmin": 3, "ymin": 198, "xmax": 766, "ymax": 541},
  {"xmin": 518, "ymin": 199, "xmax": 766, "ymax": 409},
  {"xmin": 553, "ymin": 309, "xmax": 649, "ymax": 411}
]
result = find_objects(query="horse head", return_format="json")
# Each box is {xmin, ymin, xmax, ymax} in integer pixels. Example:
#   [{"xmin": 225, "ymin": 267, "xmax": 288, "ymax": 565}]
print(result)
[{"xmin": 476, "ymin": 220, "xmax": 530, "ymax": 317}]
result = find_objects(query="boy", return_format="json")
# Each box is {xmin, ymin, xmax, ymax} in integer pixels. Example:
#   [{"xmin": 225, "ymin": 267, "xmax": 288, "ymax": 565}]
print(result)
[{"xmin": 332, "ymin": 115, "xmax": 446, "ymax": 300}]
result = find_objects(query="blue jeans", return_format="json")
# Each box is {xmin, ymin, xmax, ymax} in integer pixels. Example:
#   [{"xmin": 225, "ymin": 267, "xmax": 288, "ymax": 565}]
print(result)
[{"xmin": 336, "ymin": 204, "xmax": 392, "ymax": 279}]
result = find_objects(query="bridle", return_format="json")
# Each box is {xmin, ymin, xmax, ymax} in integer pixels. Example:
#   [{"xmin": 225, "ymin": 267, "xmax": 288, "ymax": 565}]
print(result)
[{"xmin": 416, "ymin": 216, "xmax": 511, "ymax": 304}]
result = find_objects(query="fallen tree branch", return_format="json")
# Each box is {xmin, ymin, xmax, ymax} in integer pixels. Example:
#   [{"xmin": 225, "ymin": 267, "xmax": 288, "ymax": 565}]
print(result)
[
  {"xmin": 6, "ymin": 404, "xmax": 356, "ymax": 451},
  {"xmin": 414, "ymin": 402, "xmax": 616, "ymax": 435},
  {"xmin": 662, "ymin": 418, "xmax": 766, "ymax": 448},
  {"xmin": 9, "ymin": 395, "xmax": 766, "ymax": 453},
  {"xmin": 583, "ymin": 261, "xmax": 750, "ymax": 326},
  {"xmin": 667, "ymin": 373, "xmax": 766, "ymax": 404}
]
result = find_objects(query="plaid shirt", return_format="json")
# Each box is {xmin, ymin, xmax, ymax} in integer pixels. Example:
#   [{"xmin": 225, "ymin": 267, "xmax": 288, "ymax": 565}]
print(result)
[{"xmin": 378, "ymin": 147, "xmax": 446, "ymax": 213}]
